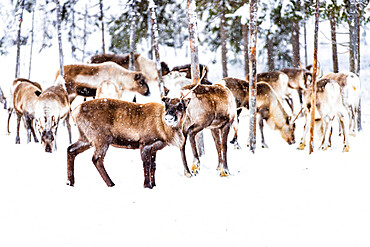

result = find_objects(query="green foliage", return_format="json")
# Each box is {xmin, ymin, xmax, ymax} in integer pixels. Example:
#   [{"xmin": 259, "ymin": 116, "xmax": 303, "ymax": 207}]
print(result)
[{"xmin": 109, "ymin": 1, "xmax": 188, "ymax": 53}]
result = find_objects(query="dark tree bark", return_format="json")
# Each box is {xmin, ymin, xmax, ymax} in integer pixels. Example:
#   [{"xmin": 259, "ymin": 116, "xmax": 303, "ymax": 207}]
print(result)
[
  {"xmin": 15, "ymin": 0, "xmax": 25, "ymax": 78},
  {"xmin": 309, "ymin": 0, "xmax": 320, "ymax": 155},
  {"xmin": 99, "ymin": 0, "xmax": 105, "ymax": 54},
  {"xmin": 266, "ymin": 33, "xmax": 274, "ymax": 71},
  {"xmin": 249, "ymin": 0, "xmax": 257, "ymax": 153},
  {"xmin": 220, "ymin": 0, "xmax": 228, "ymax": 78},
  {"xmin": 82, "ymin": 4, "xmax": 88, "ymax": 62},
  {"xmin": 129, "ymin": 0, "xmax": 137, "ymax": 71},
  {"xmin": 291, "ymin": 20, "xmax": 300, "ymax": 67},
  {"xmin": 242, "ymin": 23, "xmax": 249, "ymax": 78},
  {"xmin": 330, "ymin": 15, "xmax": 339, "ymax": 73},
  {"xmin": 56, "ymin": 0, "xmax": 64, "ymax": 77}
]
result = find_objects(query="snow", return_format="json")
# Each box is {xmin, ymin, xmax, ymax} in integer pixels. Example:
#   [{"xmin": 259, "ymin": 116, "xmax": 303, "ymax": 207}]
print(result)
[{"xmin": 1, "ymin": 3, "xmax": 370, "ymax": 247}]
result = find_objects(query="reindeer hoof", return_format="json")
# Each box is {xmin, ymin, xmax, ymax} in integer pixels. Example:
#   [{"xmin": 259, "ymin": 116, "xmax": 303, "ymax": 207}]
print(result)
[
  {"xmin": 343, "ymin": 145, "xmax": 350, "ymax": 152},
  {"xmin": 220, "ymin": 169, "xmax": 229, "ymax": 177},
  {"xmin": 191, "ymin": 163, "xmax": 200, "ymax": 175},
  {"xmin": 184, "ymin": 171, "xmax": 192, "ymax": 178},
  {"xmin": 234, "ymin": 143, "xmax": 241, "ymax": 150},
  {"xmin": 66, "ymin": 180, "xmax": 74, "ymax": 187},
  {"xmin": 298, "ymin": 142, "xmax": 305, "ymax": 150}
]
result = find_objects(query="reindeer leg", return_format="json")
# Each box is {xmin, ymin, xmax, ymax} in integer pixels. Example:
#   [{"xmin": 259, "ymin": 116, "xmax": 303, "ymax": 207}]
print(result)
[
  {"xmin": 180, "ymin": 135, "xmax": 192, "ymax": 178},
  {"xmin": 188, "ymin": 126, "xmax": 203, "ymax": 175},
  {"xmin": 339, "ymin": 112, "xmax": 350, "ymax": 152},
  {"xmin": 92, "ymin": 144, "xmax": 114, "ymax": 187},
  {"xmin": 15, "ymin": 113, "xmax": 21, "ymax": 144},
  {"xmin": 298, "ymin": 112, "xmax": 310, "ymax": 150},
  {"xmin": 140, "ymin": 146, "xmax": 152, "ymax": 189},
  {"xmin": 230, "ymin": 108, "xmax": 242, "ymax": 149},
  {"xmin": 67, "ymin": 140, "xmax": 91, "ymax": 186},
  {"xmin": 65, "ymin": 114, "xmax": 72, "ymax": 144},
  {"xmin": 220, "ymin": 123, "xmax": 231, "ymax": 177},
  {"xmin": 29, "ymin": 117, "xmax": 39, "ymax": 143},
  {"xmin": 211, "ymin": 129, "xmax": 222, "ymax": 171},
  {"xmin": 259, "ymin": 116, "xmax": 268, "ymax": 148},
  {"xmin": 7, "ymin": 108, "xmax": 13, "ymax": 135}
]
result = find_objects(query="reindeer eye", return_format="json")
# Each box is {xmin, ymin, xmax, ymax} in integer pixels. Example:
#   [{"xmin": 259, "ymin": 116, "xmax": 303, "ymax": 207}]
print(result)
[{"xmin": 177, "ymin": 103, "xmax": 183, "ymax": 111}]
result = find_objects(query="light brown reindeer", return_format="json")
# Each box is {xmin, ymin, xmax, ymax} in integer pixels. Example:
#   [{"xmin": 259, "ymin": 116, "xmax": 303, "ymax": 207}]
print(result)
[
  {"xmin": 280, "ymin": 67, "xmax": 312, "ymax": 104},
  {"xmin": 323, "ymin": 72, "xmax": 360, "ymax": 136},
  {"xmin": 96, "ymin": 80, "xmax": 121, "ymax": 99},
  {"xmin": 56, "ymin": 61, "xmax": 150, "ymax": 103},
  {"xmin": 9, "ymin": 78, "xmax": 42, "ymax": 144},
  {"xmin": 180, "ymin": 83, "xmax": 237, "ymax": 176},
  {"xmin": 298, "ymin": 78, "xmax": 350, "ymax": 152},
  {"xmin": 35, "ymin": 76, "xmax": 72, "ymax": 153},
  {"xmin": 223, "ymin": 78, "xmax": 296, "ymax": 149},
  {"xmin": 90, "ymin": 53, "xmax": 170, "ymax": 82},
  {"xmin": 67, "ymin": 97, "xmax": 190, "ymax": 188}
]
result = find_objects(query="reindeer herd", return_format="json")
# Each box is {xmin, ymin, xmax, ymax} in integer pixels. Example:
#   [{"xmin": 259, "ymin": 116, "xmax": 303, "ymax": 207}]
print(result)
[{"xmin": 2, "ymin": 53, "xmax": 361, "ymax": 189}]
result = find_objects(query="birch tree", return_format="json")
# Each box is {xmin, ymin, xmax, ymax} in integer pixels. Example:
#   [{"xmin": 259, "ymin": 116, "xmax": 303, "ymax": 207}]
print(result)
[
  {"xmin": 15, "ymin": 0, "xmax": 25, "ymax": 78},
  {"xmin": 149, "ymin": 0, "xmax": 164, "ymax": 96},
  {"xmin": 28, "ymin": 0, "xmax": 36, "ymax": 79},
  {"xmin": 56, "ymin": 0, "xmax": 64, "ymax": 77},
  {"xmin": 129, "ymin": 0, "xmax": 138, "ymax": 71},
  {"xmin": 309, "ymin": 0, "xmax": 320, "ymax": 155},
  {"xmin": 249, "ymin": 0, "xmax": 257, "ymax": 153},
  {"xmin": 99, "ymin": 0, "xmax": 105, "ymax": 54}
]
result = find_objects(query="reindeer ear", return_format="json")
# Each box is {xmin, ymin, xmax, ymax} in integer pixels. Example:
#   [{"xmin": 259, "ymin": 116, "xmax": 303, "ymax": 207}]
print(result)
[
  {"xmin": 35, "ymin": 90, "xmax": 42, "ymax": 97},
  {"xmin": 161, "ymin": 96, "xmax": 170, "ymax": 104}
]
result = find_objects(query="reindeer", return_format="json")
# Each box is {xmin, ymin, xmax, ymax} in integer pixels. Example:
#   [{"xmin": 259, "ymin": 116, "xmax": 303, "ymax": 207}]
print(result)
[
  {"xmin": 280, "ymin": 67, "xmax": 312, "ymax": 105},
  {"xmin": 171, "ymin": 63, "xmax": 212, "ymax": 85},
  {"xmin": 90, "ymin": 53, "xmax": 170, "ymax": 82},
  {"xmin": 0, "ymin": 86, "xmax": 6, "ymax": 109},
  {"xmin": 179, "ymin": 83, "xmax": 236, "ymax": 176},
  {"xmin": 222, "ymin": 78, "xmax": 296, "ymax": 149},
  {"xmin": 10, "ymin": 78, "xmax": 42, "ymax": 144},
  {"xmin": 298, "ymin": 78, "xmax": 350, "ymax": 152},
  {"xmin": 67, "ymin": 97, "xmax": 190, "ymax": 188},
  {"xmin": 57, "ymin": 61, "xmax": 150, "ymax": 103},
  {"xmin": 323, "ymin": 72, "xmax": 360, "ymax": 136},
  {"xmin": 96, "ymin": 80, "xmax": 121, "ymax": 99},
  {"xmin": 306, "ymin": 63, "xmax": 323, "ymax": 80},
  {"xmin": 34, "ymin": 76, "xmax": 72, "ymax": 153}
]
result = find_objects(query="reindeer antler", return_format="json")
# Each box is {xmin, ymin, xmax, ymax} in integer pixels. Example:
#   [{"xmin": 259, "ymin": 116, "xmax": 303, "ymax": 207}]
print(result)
[{"xmin": 180, "ymin": 65, "xmax": 206, "ymax": 100}]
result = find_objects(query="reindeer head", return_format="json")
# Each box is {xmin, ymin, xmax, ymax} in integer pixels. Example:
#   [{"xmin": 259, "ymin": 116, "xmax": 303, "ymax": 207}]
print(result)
[
  {"xmin": 35, "ymin": 114, "xmax": 59, "ymax": 153},
  {"xmin": 133, "ymin": 72, "xmax": 150, "ymax": 96},
  {"xmin": 162, "ymin": 97, "xmax": 189, "ymax": 127},
  {"xmin": 280, "ymin": 116, "xmax": 296, "ymax": 145}
]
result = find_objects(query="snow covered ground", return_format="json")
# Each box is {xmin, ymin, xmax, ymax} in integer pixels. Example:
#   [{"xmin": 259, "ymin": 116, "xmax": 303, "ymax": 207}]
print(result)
[{"xmin": 1, "ymin": 5, "xmax": 370, "ymax": 247}]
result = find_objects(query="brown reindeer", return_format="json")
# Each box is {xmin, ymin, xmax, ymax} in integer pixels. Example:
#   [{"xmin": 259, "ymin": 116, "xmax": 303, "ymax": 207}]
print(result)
[
  {"xmin": 298, "ymin": 78, "xmax": 349, "ymax": 152},
  {"xmin": 35, "ymin": 76, "xmax": 72, "ymax": 153},
  {"xmin": 67, "ymin": 97, "xmax": 190, "ymax": 188},
  {"xmin": 90, "ymin": 53, "xmax": 170, "ymax": 82},
  {"xmin": 10, "ymin": 78, "xmax": 42, "ymax": 144},
  {"xmin": 222, "ymin": 77, "xmax": 296, "ymax": 149},
  {"xmin": 180, "ymin": 83, "xmax": 236, "ymax": 176},
  {"xmin": 57, "ymin": 61, "xmax": 150, "ymax": 103}
]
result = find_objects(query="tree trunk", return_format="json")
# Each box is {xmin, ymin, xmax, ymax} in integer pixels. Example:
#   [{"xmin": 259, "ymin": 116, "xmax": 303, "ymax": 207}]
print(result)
[
  {"xmin": 220, "ymin": 0, "xmax": 228, "ymax": 78},
  {"xmin": 330, "ymin": 16, "xmax": 339, "ymax": 73},
  {"xmin": 356, "ymin": 2, "xmax": 362, "ymax": 131},
  {"xmin": 249, "ymin": 0, "xmax": 257, "ymax": 153},
  {"xmin": 149, "ymin": 0, "xmax": 164, "ymax": 96},
  {"xmin": 15, "ymin": 0, "xmax": 25, "ymax": 78},
  {"xmin": 28, "ymin": 2, "xmax": 35, "ymax": 79},
  {"xmin": 266, "ymin": 33, "xmax": 274, "ymax": 71},
  {"xmin": 242, "ymin": 23, "xmax": 249, "ymax": 78},
  {"xmin": 129, "ymin": 1, "xmax": 137, "ymax": 71},
  {"xmin": 187, "ymin": 0, "xmax": 204, "ymax": 156},
  {"xmin": 56, "ymin": 0, "xmax": 64, "ymax": 77},
  {"xmin": 147, "ymin": 10, "xmax": 153, "ymax": 60},
  {"xmin": 309, "ymin": 0, "xmax": 320, "ymax": 155},
  {"xmin": 291, "ymin": 20, "xmax": 300, "ymax": 67},
  {"xmin": 82, "ymin": 4, "xmax": 88, "ymax": 62},
  {"xmin": 99, "ymin": 0, "xmax": 105, "ymax": 54},
  {"xmin": 303, "ymin": 10, "xmax": 308, "ymax": 66}
]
